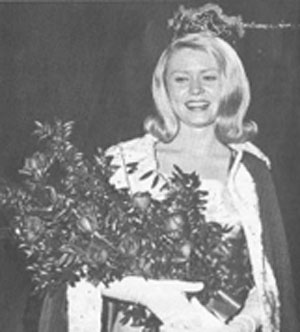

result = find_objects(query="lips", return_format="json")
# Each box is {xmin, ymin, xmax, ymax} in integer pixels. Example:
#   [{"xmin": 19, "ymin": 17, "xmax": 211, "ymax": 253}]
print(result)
[{"xmin": 185, "ymin": 100, "xmax": 210, "ymax": 111}]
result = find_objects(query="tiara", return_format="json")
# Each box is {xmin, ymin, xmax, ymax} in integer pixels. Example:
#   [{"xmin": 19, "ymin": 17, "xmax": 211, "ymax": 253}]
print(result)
[
  {"xmin": 168, "ymin": 4, "xmax": 300, "ymax": 44},
  {"xmin": 168, "ymin": 4, "xmax": 245, "ymax": 44}
]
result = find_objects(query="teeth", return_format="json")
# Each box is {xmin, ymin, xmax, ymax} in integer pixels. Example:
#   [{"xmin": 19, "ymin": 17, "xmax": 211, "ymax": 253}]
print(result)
[{"xmin": 186, "ymin": 101, "xmax": 210, "ymax": 110}]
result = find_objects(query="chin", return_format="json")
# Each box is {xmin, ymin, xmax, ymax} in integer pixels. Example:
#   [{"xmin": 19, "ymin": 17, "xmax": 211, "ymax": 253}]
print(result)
[
  {"xmin": 176, "ymin": 108, "xmax": 218, "ymax": 128},
  {"xmin": 183, "ymin": 117, "xmax": 217, "ymax": 128}
]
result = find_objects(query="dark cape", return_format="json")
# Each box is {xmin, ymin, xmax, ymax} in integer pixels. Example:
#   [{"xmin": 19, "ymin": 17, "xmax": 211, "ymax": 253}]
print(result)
[
  {"xmin": 38, "ymin": 153, "xmax": 299, "ymax": 332},
  {"xmin": 242, "ymin": 153, "xmax": 299, "ymax": 332}
]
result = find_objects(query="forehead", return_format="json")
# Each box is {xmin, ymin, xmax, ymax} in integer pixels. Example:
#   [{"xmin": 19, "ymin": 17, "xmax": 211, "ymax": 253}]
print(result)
[{"xmin": 166, "ymin": 48, "xmax": 219, "ymax": 74}]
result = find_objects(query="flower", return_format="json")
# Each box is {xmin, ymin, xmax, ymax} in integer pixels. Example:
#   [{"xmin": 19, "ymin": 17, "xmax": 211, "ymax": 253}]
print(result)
[
  {"xmin": 172, "ymin": 241, "xmax": 192, "ymax": 264},
  {"xmin": 77, "ymin": 217, "xmax": 95, "ymax": 234},
  {"xmin": 179, "ymin": 241, "xmax": 192, "ymax": 259},
  {"xmin": 86, "ymin": 240, "xmax": 109, "ymax": 265},
  {"xmin": 76, "ymin": 204, "xmax": 99, "ymax": 234},
  {"xmin": 164, "ymin": 212, "xmax": 188, "ymax": 240},
  {"xmin": 23, "ymin": 216, "xmax": 44, "ymax": 242},
  {"xmin": 132, "ymin": 192, "xmax": 151, "ymax": 211},
  {"xmin": 118, "ymin": 233, "xmax": 140, "ymax": 256}
]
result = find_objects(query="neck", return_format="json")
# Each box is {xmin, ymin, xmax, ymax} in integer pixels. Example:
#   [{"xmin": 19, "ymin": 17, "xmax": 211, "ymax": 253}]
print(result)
[{"xmin": 168, "ymin": 122, "xmax": 226, "ymax": 155}]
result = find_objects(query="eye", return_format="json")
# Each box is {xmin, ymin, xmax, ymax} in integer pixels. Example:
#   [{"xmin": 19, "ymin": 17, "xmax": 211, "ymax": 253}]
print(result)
[
  {"xmin": 173, "ymin": 75, "xmax": 189, "ymax": 83},
  {"xmin": 203, "ymin": 74, "xmax": 218, "ymax": 82}
]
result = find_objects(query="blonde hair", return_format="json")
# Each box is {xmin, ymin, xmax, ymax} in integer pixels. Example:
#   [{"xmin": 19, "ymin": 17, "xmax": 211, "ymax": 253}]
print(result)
[{"xmin": 144, "ymin": 33, "xmax": 257, "ymax": 143}]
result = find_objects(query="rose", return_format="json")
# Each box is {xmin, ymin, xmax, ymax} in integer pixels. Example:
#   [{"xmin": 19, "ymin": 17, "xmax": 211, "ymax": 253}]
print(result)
[
  {"xmin": 118, "ymin": 233, "xmax": 140, "ymax": 256},
  {"xmin": 76, "ymin": 204, "xmax": 99, "ymax": 234},
  {"xmin": 23, "ymin": 216, "xmax": 44, "ymax": 242},
  {"xmin": 172, "ymin": 241, "xmax": 192, "ymax": 263},
  {"xmin": 77, "ymin": 216, "xmax": 96, "ymax": 234},
  {"xmin": 86, "ymin": 240, "xmax": 109, "ymax": 264},
  {"xmin": 164, "ymin": 212, "xmax": 189, "ymax": 240},
  {"xmin": 132, "ymin": 192, "xmax": 151, "ymax": 211},
  {"xmin": 179, "ymin": 241, "xmax": 192, "ymax": 258}
]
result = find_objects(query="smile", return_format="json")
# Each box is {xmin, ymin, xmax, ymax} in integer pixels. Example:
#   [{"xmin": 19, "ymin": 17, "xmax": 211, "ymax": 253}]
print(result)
[{"xmin": 185, "ymin": 100, "xmax": 210, "ymax": 111}]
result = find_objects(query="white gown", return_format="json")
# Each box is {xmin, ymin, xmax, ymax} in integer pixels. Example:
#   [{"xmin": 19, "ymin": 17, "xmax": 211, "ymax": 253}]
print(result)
[{"xmin": 67, "ymin": 133, "xmax": 279, "ymax": 332}]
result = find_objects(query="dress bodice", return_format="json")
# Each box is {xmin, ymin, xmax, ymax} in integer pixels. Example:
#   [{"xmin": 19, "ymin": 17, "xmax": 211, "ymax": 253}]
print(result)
[
  {"xmin": 106, "ymin": 133, "xmax": 242, "ymax": 235},
  {"xmin": 201, "ymin": 179, "xmax": 242, "ymax": 237}
]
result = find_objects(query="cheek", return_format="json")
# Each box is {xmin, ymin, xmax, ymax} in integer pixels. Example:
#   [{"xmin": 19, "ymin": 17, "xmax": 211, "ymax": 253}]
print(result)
[
  {"xmin": 215, "ymin": 78, "xmax": 225, "ymax": 97},
  {"xmin": 207, "ymin": 83, "xmax": 222, "ymax": 99},
  {"xmin": 168, "ymin": 85, "xmax": 188, "ymax": 103}
]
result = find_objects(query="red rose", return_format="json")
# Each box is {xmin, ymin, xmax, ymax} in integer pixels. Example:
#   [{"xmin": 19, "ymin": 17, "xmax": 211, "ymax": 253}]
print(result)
[
  {"xmin": 77, "ymin": 217, "xmax": 94, "ymax": 233},
  {"xmin": 24, "ymin": 216, "xmax": 44, "ymax": 242},
  {"xmin": 76, "ymin": 204, "xmax": 99, "ymax": 234},
  {"xmin": 164, "ymin": 212, "xmax": 188, "ymax": 240},
  {"xmin": 118, "ymin": 234, "xmax": 140, "ymax": 256},
  {"xmin": 179, "ymin": 241, "xmax": 192, "ymax": 258},
  {"xmin": 172, "ymin": 241, "xmax": 192, "ymax": 263},
  {"xmin": 86, "ymin": 241, "xmax": 109, "ymax": 264},
  {"xmin": 132, "ymin": 192, "xmax": 151, "ymax": 211}
]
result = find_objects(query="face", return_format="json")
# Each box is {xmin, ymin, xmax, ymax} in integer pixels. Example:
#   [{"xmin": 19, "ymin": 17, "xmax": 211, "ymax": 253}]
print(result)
[{"xmin": 165, "ymin": 48, "xmax": 223, "ymax": 128}]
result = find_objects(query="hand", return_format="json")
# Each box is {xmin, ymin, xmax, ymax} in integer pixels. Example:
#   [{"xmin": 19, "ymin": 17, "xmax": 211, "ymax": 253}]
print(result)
[{"xmin": 102, "ymin": 277, "xmax": 204, "ymax": 329}]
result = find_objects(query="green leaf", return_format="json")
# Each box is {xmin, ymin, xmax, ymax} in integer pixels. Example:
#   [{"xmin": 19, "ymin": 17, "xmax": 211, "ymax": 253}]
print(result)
[
  {"xmin": 151, "ymin": 175, "xmax": 159, "ymax": 188},
  {"xmin": 139, "ymin": 170, "xmax": 154, "ymax": 180}
]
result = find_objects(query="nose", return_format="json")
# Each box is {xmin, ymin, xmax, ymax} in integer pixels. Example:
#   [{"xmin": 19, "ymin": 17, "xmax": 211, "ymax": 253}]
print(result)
[{"xmin": 190, "ymin": 78, "xmax": 204, "ymax": 95}]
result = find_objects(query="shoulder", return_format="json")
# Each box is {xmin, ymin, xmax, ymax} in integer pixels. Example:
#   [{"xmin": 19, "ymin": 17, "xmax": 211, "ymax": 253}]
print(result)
[
  {"xmin": 228, "ymin": 141, "xmax": 273, "ymax": 191},
  {"xmin": 230, "ymin": 141, "xmax": 271, "ymax": 170},
  {"xmin": 234, "ymin": 143, "xmax": 277, "ymax": 200}
]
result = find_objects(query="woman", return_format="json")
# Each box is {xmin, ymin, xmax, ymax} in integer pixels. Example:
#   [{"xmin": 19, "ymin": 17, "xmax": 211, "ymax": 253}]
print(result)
[
  {"xmin": 39, "ymin": 7, "xmax": 298, "ymax": 332},
  {"xmin": 99, "ymin": 33, "xmax": 298, "ymax": 332}
]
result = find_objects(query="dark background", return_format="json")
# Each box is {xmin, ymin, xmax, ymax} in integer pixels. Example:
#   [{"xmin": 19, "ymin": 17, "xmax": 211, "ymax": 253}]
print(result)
[{"xmin": 0, "ymin": 1, "xmax": 299, "ymax": 331}]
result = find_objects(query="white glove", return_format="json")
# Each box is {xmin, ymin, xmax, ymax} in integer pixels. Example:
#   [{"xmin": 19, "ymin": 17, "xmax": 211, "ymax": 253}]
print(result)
[{"xmin": 102, "ymin": 276, "xmax": 204, "ymax": 329}]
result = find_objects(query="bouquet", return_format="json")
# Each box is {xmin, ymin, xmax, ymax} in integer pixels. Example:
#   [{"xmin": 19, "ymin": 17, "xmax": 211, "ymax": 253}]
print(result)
[{"xmin": 0, "ymin": 120, "xmax": 254, "ymax": 330}]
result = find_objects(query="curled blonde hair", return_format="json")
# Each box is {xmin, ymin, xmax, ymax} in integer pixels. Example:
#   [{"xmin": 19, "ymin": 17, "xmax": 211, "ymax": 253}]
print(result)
[{"xmin": 144, "ymin": 33, "xmax": 257, "ymax": 143}]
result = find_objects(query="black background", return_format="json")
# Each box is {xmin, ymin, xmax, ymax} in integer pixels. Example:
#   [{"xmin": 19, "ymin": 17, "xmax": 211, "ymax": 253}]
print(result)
[{"xmin": 0, "ymin": 1, "xmax": 299, "ymax": 331}]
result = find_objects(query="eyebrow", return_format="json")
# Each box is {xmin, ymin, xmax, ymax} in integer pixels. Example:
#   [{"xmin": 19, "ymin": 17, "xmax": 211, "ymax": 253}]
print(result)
[{"xmin": 170, "ymin": 68, "xmax": 219, "ymax": 75}]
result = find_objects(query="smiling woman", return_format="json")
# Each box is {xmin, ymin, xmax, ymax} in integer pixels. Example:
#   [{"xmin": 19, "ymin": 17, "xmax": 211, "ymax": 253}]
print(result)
[
  {"xmin": 98, "ymin": 26, "xmax": 295, "ymax": 331},
  {"xmin": 146, "ymin": 33, "xmax": 255, "ymax": 146}
]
